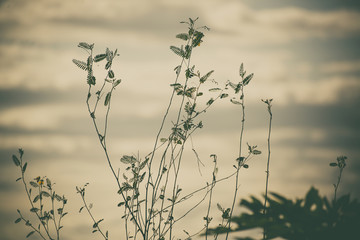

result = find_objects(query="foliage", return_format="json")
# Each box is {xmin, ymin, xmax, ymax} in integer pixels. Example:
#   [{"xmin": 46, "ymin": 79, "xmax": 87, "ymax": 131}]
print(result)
[{"xmin": 208, "ymin": 186, "xmax": 360, "ymax": 240}]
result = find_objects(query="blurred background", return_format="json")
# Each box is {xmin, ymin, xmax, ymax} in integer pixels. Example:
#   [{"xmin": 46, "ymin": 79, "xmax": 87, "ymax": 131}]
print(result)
[{"xmin": 1, "ymin": 0, "xmax": 359, "ymax": 239}]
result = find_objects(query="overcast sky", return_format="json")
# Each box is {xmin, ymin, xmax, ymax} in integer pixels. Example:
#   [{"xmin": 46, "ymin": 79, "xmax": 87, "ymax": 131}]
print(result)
[{"xmin": 1, "ymin": 0, "xmax": 360, "ymax": 239}]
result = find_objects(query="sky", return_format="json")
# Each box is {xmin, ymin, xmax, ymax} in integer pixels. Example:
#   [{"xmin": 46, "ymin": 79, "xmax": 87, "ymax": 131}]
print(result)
[{"xmin": 1, "ymin": 0, "xmax": 360, "ymax": 239}]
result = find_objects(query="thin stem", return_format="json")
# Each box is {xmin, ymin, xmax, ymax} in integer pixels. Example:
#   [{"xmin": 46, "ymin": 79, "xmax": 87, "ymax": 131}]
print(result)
[
  {"xmin": 334, "ymin": 167, "xmax": 343, "ymax": 202},
  {"xmin": 225, "ymin": 85, "xmax": 245, "ymax": 240},
  {"xmin": 80, "ymin": 192, "xmax": 108, "ymax": 240},
  {"xmin": 205, "ymin": 155, "xmax": 217, "ymax": 240},
  {"xmin": 262, "ymin": 99, "xmax": 273, "ymax": 240},
  {"xmin": 17, "ymin": 211, "xmax": 47, "ymax": 240}
]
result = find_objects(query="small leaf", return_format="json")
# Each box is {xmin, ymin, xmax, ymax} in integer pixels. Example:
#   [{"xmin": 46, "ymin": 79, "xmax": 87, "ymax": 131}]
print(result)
[
  {"xmin": 79, "ymin": 207, "xmax": 84, "ymax": 213},
  {"xmin": 26, "ymin": 231, "xmax": 35, "ymax": 238},
  {"xmin": 72, "ymin": 59, "xmax": 88, "ymax": 71},
  {"xmin": 252, "ymin": 150, "xmax": 261, "ymax": 155},
  {"xmin": 22, "ymin": 162, "xmax": 27, "ymax": 173},
  {"xmin": 230, "ymin": 99, "xmax": 241, "ymax": 105},
  {"xmin": 41, "ymin": 191, "xmax": 51, "ymax": 197},
  {"xmin": 200, "ymin": 70, "xmax": 214, "ymax": 83},
  {"xmin": 30, "ymin": 207, "xmax": 39, "ymax": 213},
  {"xmin": 114, "ymin": 79, "xmax": 121, "ymax": 87},
  {"xmin": 94, "ymin": 54, "xmax": 107, "ymax": 62},
  {"xmin": 118, "ymin": 202, "xmax": 125, "ymax": 207},
  {"xmin": 160, "ymin": 138, "xmax": 167, "ymax": 143},
  {"xmin": 16, "ymin": 177, "xmax": 22, "ymax": 182},
  {"xmin": 104, "ymin": 92, "xmax": 111, "ymax": 106},
  {"xmin": 170, "ymin": 46, "xmax": 184, "ymax": 58},
  {"xmin": 220, "ymin": 93, "xmax": 229, "ymax": 99},
  {"xmin": 46, "ymin": 178, "xmax": 51, "ymax": 188},
  {"xmin": 12, "ymin": 155, "xmax": 20, "ymax": 166},
  {"xmin": 15, "ymin": 218, "xmax": 21, "ymax": 223},
  {"xmin": 78, "ymin": 42, "xmax": 93, "ymax": 50},
  {"xmin": 105, "ymin": 61, "xmax": 112, "ymax": 70},
  {"xmin": 120, "ymin": 155, "xmax": 137, "ymax": 164},
  {"xmin": 108, "ymin": 70, "xmax": 115, "ymax": 78},
  {"xmin": 30, "ymin": 181, "xmax": 38, "ymax": 188},
  {"xmin": 239, "ymin": 63, "xmax": 245, "ymax": 77},
  {"xmin": 208, "ymin": 88, "xmax": 221, "ymax": 92},
  {"xmin": 242, "ymin": 73, "xmax": 254, "ymax": 86},
  {"xmin": 176, "ymin": 33, "xmax": 189, "ymax": 41},
  {"xmin": 33, "ymin": 195, "xmax": 40, "ymax": 203},
  {"xmin": 206, "ymin": 98, "xmax": 214, "ymax": 106},
  {"xmin": 243, "ymin": 164, "xmax": 249, "ymax": 169},
  {"xmin": 329, "ymin": 162, "xmax": 338, "ymax": 167}
]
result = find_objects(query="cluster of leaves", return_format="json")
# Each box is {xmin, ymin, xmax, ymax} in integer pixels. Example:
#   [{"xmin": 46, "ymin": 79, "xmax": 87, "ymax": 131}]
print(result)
[
  {"xmin": 208, "ymin": 187, "xmax": 360, "ymax": 240},
  {"xmin": 12, "ymin": 149, "xmax": 67, "ymax": 240}
]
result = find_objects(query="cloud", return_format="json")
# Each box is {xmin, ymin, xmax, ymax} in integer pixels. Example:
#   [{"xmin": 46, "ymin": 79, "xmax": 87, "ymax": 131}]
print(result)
[{"xmin": 320, "ymin": 60, "xmax": 360, "ymax": 74}]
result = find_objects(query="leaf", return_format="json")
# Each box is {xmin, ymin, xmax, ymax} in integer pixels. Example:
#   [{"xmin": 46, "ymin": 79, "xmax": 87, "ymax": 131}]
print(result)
[
  {"xmin": 114, "ymin": 79, "xmax": 121, "ymax": 87},
  {"xmin": 160, "ymin": 138, "xmax": 167, "ymax": 143},
  {"xmin": 209, "ymin": 88, "xmax": 221, "ymax": 92},
  {"xmin": 41, "ymin": 191, "xmax": 51, "ymax": 197},
  {"xmin": 33, "ymin": 195, "xmax": 40, "ymax": 203},
  {"xmin": 176, "ymin": 33, "xmax": 189, "ymax": 41},
  {"xmin": 217, "ymin": 203, "xmax": 223, "ymax": 211},
  {"xmin": 15, "ymin": 218, "xmax": 21, "ymax": 223},
  {"xmin": 30, "ymin": 207, "xmax": 39, "ymax": 212},
  {"xmin": 26, "ymin": 231, "xmax": 35, "ymax": 238},
  {"xmin": 200, "ymin": 70, "xmax": 214, "ymax": 83},
  {"xmin": 252, "ymin": 150, "xmax": 261, "ymax": 155},
  {"xmin": 16, "ymin": 177, "xmax": 22, "ymax": 182},
  {"xmin": 22, "ymin": 162, "xmax": 27, "ymax": 173},
  {"xmin": 239, "ymin": 63, "xmax": 245, "ymax": 77},
  {"xmin": 87, "ymin": 70, "xmax": 96, "ymax": 85},
  {"xmin": 30, "ymin": 181, "xmax": 38, "ymax": 188},
  {"xmin": 206, "ymin": 98, "xmax": 214, "ymax": 106},
  {"xmin": 55, "ymin": 194, "xmax": 62, "ymax": 201},
  {"xmin": 108, "ymin": 70, "xmax": 115, "ymax": 78},
  {"xmin": 329, "ymin": 162, "xmax": 337, "ymax": 167},
  {"xmin": 230, "ymin": 99, "xmax": 241, "ymax": 105},
  {"xmin": 118, "ymin": 202, "xmax": 125, "ymax": 207},
  {"xmin": 243, "ymin": 164, "xmax": 249, "ymax": 169},
  {"xmin": 242, "ymin": 73, "xmax": 254, "ymax": 86},
  {"xmin": 78, "ymin": 42, "xmax": 93, "ymax": 50},
  {"xmin": 104, "ymin": 92, "xmax": 111, "ymax": 106},
  {"xmin": 220, "ymin": 93, "xmax": 229, "ymax": 99},
  {"xmin": 105, "ymin": 61, "xmax": 112, "ymax": 70},
  {"xmin": 72, "ymin": 59, "xmax": 88, "ymax": 71},
  {"xmin": 46, "ymin": 178, "xmax": 51, "ymax": 188},
  {"xmin": 170, "ymin": 46, "xmax": 184, "ymax": 58},
  {"xmin": 12, "ymin": 155, "xmax": 20, "ymax": 166},
  {"xmin": 120, "ymin": 155, "xmax": 137, "ymax": 164},
  {"xmin": 94, "ymin": 54, "xmax": 107, "ymax": 62}
]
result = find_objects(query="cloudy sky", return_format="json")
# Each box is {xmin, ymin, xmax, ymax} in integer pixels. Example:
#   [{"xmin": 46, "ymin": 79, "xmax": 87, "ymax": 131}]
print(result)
[{"xmin": 1, "ymin": 0, "xmax": 360, "ymax": 239}]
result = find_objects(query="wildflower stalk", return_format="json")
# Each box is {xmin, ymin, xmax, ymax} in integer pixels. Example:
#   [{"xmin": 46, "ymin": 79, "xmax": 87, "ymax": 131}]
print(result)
[
  {"xmin": 262, "ymin": 98, "xmax": 273, "ymax": 240},
  {"xmin": 330, "ymin": 156, "xmax": 347, "ymax": 202},
  {"xmin": 223, "ymin": 64, "xmax": 255, "ymax": 240},
  {"xmin": 225, "ymin": 87, "xmax": 245, "ymax": 240}
]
